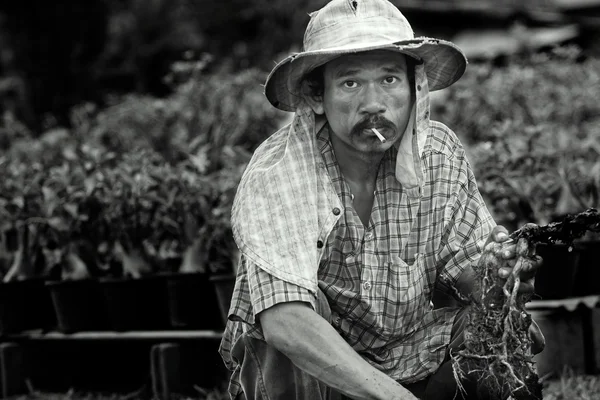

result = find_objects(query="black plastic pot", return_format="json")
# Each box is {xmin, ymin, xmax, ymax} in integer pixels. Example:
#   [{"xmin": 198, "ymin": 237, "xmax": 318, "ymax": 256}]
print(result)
[
  {"xmin": 570, "ymin": 240, "xmax": 600, "ymax": 297},
  {"xmin": 534, "ymin": 241, "xmax": 600, "ymax": 300},
  {"xmin": 209, "ymin": 274, "xmax": 236, "ymax": 326},
  {"xmin": 535, "ymin": 243, "xmax": 583, "ymax": 300},
  {"xmin": 166, "ymin": 272, "xmax": 223, "ymax": 330},
  {"xmin": 0, "ymin": 278, "xmax": 57, "ymax": 335},
  {"xmin": 100, "ymin": 275, "xmax": 170, "ymax": 331},
  {"xmin": 46, "ymin": 279, "xmax": 109, "ymax": 333}
]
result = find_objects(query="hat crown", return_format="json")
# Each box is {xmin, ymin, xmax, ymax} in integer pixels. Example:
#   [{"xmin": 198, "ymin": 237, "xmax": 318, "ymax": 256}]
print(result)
[{"xmin": 303, "ymin": 0, "xmax": 414, "ymax": 52}]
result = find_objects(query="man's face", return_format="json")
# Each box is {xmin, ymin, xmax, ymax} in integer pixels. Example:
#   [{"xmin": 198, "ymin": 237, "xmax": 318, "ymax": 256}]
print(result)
[{"xmin": 313, "ymin": 51, "xmax": 413, "ymax": 154}]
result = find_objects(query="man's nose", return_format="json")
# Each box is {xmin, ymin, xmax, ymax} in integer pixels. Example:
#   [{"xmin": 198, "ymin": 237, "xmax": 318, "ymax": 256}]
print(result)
[{"xmin": 360, "ymin": 84, "xmax": 386, "ymax": 115}]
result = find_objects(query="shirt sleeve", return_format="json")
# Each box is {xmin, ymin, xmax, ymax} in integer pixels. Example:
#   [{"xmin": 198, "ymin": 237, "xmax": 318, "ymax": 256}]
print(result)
[
  {"xmin": 435, "ymin": 148, "xmax": 495, "ymax": 291},
  {"xmin": 247, "ymin": 258, "xmax": 317, "ymax": 317}
]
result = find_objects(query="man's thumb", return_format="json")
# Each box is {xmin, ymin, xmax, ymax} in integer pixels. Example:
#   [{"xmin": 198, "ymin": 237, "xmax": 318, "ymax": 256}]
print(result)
[{"xmin": 485, "ymin": 225, "xmax": 509, "ymax": 247}]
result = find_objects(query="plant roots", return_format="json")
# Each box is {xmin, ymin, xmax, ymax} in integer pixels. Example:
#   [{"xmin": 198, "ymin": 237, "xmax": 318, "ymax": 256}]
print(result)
[{"xmin": 452, "ymin": 208, "xmax": 600, "ymax": 400}]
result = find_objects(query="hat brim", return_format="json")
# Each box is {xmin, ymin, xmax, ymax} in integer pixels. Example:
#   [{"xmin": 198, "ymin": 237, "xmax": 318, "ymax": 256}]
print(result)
[{"xmin": 264, "ymin": 37, "xmax": 467, "ymax": 112}]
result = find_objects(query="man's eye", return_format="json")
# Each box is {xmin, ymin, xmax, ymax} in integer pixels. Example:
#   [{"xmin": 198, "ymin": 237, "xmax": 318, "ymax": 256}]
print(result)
[
  {"xmin": 343, "ymin": 81, "xmax": 358, "ymax": 88},
  {"xmin": 383, "ymin": 76, "xmax": 398, "ymax": 84}
]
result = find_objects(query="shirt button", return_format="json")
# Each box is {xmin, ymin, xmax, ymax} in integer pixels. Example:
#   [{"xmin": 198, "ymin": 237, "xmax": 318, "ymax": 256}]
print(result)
[
  {"xmin": 332, "ymin": 207, "xmax": 341, "ymax": 215},
  {"xmin": 363, "ymin": 281, "xmax": 372, "ymax": 290},
  {"xmin": 333, "ymin": 315, "xmax": 341, "ymax": 325},
  {"xmin": 365, "ymin": 232, "xmax": 373, "ymax": 241},
  {"xmin": 317, "ymin": 240, "xmax": 324, "ymax": 248}
]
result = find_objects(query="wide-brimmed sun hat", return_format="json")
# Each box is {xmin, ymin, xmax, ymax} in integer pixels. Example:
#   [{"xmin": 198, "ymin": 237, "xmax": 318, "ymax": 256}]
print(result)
[{"xmin": 264, "ymin": 0, "xmax": 468, "ymax": 112}]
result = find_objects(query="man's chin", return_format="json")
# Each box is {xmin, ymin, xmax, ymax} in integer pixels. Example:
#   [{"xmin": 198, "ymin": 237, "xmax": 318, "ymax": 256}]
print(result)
[{"xmin": 354, "ymin": 138, "xmax": 394, "ymax": 154}]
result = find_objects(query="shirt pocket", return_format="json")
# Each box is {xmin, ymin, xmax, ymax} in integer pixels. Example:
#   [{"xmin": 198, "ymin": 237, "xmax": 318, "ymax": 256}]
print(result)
[{"xmin": 383, "ymin": 253, "xmax": 428, "ymax": 337}]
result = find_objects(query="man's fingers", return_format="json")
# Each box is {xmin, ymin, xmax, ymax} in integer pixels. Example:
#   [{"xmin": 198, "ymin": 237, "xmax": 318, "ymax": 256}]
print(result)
[
  {"xmin": 531, "ymin": 255, "xmax": 543, "ymax": 269},
  {"xmin": 485, "ymin": 226, "xmax": 542, "ymax": 296},
  {"xmin": 500, "ymin": 244, "xmax": 517, "ymax": 260},
  {"xmin": 498, "ymin": 267, "xmax": 511, "ymax": 279},
  {"xmin": 519, "ymin": 280, "xmax": 535, "ymax": 294},
  {"xmin": 519, "ymin": 255, "xmax": 542, "ymax": 279},
  {"xmin": 493, "ymin": 226, "xmax": 510, "ymax": 243},
  {"xmin": 498, "ymin": 258, "xmax": 537, "ymax": 280},
  {"xmin": 485, "ymin": 225, "xmax": 510, "ymax": 247},
  {"xmin": 529, "ymin": 319, "xmax": 545, "ymax": 355}
]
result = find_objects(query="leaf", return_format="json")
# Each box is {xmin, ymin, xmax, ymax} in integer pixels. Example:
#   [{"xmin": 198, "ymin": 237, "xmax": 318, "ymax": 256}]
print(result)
[
  {"xmin": 114, "ymin": 241, "xmax": 153, "ymax": 279},
  {"xmin": 189, "ymin": 146, "xmax": 209, "ymax": 174},
  {"xmin": 162, "ymin": 216, "xmax": 180, "ymax": 230},
  {"xmin": 42, "ymin": 186, "xmax": 58, "ymax": 203},
  {"xmin": 42, "ymin": 187, "xmax": 61, "ymax": 216},
  {"xmin": 11, "ymin": 196, "xmax": 24, "ymax": 210},
  {"xmin": 47, "ymin": 217, "xmax": 70, "ymax": 232},
  {"xmin": 84, "ymin": 177, "xmax": 96, "ymax": 196},
  {"xmin": 183, "ymin": 213, "xmax": 199, "ymax": 243},
  {"xmin": 179, "ymin": 237, "xmax": 206, "ymax": 273},
  {"xmin": 63, "ymin": 203, "xmax": 79, "ymax": 219},
  {"xmin": 167, "ymin": 187, "xmax": 179, "ymax": 207},
  {"xmin": 62, "ymin": 250, "xmax": 92, "ymax": 281}
]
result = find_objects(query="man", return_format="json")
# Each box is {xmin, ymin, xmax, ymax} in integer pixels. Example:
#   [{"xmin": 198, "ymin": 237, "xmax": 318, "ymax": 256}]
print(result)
[{"xmin": 219, "ymin": 0, "xmax": 545, "ymax": 399}]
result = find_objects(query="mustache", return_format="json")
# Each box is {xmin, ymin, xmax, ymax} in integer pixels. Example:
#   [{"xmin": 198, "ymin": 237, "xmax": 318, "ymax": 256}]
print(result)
[{"xmin": 350, "ymin": 115, "xmax": 397, "ymax": 137}]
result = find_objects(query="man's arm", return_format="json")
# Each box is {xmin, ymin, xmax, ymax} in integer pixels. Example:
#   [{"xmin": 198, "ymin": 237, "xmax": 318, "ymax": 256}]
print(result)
[{"xmin": 258, "ymin": 301, "xmax": 418, "ymax": 400}]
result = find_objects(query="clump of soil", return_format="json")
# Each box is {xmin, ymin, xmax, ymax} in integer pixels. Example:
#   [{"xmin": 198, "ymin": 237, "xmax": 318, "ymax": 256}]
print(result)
[{"xmin": 452, "ymin": 208, "xmax": 600, "ymax": 400}]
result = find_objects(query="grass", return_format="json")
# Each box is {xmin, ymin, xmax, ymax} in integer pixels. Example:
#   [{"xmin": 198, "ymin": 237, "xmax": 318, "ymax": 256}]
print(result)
[
  {"xmin": 542, "ymin": 371, "xmax": 600, "ymax": 400},
  {"xmin": 5, "ymin": 382, "xmax": 230, "ymax": 400},
  {"xmin": 5, "ymin": 372, "xmax": 600, "ymax": 400},
  {"xmin": 7, "ymin": 391, "xmax": 228, "ymax": 400}
]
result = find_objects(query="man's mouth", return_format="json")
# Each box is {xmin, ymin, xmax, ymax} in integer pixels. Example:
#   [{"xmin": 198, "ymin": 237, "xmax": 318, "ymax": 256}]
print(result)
[
  {"xmin": 370, "ymin": 128, "xmax": 387, "ymax": 142},
  {"xmin": 361, "ymin": 126, "xmax": 387, "ymax": 139},
  {"xmin": 353, "ymin": 118, "xmax": 396, "ymax": 142}
]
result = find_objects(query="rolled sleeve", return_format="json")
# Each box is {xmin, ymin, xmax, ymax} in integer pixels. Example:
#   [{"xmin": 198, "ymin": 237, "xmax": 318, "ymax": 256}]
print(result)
[
  {"xmin": 247, "ymin": 259, "xmax": 317, "ymax": 317},
  {"xmin": 438, "ymin": 202, "xmax": 493, "ymax": 288},
  {"xmin": 436, "ymin": 151, "xmax": 495, "ymax": 291}
]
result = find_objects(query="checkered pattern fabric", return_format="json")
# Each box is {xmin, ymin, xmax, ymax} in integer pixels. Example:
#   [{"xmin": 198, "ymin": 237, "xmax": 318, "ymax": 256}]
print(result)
[{"xmin": 220, "ymin": 121, "xmax": 495, "ymax": 399}]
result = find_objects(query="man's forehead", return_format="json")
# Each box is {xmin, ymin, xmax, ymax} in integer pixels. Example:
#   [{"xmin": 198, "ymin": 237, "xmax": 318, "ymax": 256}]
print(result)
[{"xmin": 325, "ymin": 51, "xmax": 408, "ymax": 75}]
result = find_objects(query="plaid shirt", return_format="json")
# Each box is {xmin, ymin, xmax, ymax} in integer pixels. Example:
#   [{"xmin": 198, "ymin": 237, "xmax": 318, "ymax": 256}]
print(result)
[{"xmin": 220, "ymin": 65, "xmax": 495, "ymax": 399}]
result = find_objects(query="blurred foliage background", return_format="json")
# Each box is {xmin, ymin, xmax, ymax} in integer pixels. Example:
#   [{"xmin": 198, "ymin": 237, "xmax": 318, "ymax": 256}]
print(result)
[
  {"xmin": 1, "ymin": 0, "xmax": 598, "ymax": 133},
  {"xmin": 0, "ymin": 0, "xmax": 599, "ymax": 280}
]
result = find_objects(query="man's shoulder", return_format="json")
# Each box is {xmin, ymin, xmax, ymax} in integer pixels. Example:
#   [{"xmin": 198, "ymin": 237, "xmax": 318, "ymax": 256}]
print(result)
[
  {"xmin": 244, "ymin": 123, "xmax": 291, "ymax": 172},
  {"xmin": 424, "ymin": 120, "xmax": 466, "ymax": 160},
  {"xmin": 252, "ymin": 123, "xmax": 291, "ymax": 159}
]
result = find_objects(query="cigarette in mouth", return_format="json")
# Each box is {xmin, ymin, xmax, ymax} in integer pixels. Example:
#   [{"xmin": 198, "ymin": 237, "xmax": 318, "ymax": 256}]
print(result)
[{"xmin": 371, "ymin": 128, "xmax": 386, "ymax": 143}]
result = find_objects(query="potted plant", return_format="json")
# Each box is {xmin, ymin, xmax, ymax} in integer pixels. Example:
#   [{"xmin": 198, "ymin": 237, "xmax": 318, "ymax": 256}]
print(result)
[
  {"xmin": 0, "ymin": 226, "xmax": 57, "ymax": 335},
  {"xmin": 96, "ymin": 149, "xmax": 178, "ymax": 332},
  {"xmin": 55, "ymin": 62, "xmax": 284, "ymax": 332},
  {"xmin": 166, "ymin": 235, "xmax": 225, "ymax": 330},
  {"xmin": 151, "ymin": 65, "xmax": 271, "ymax": 331},
  {"xmin": 204, "ymin": 166, "xmax": 243, "ymax": 327},
  {"xmin": 0, "ymin": 153, "xmax": 58, "ymax": 335},
  {"xmin": 36, "ymin": 144, "xmax": 113, "ymax": 333},
  {"xmin": 164, "ymin": 107, "xmax": 250, "ymax": 329},
  {"xmin": 0, "ymin": 134, "xmax": 112, "ymax": 334},
  {"xmin": 552, "ymin": 154, "xmax": 600, "ymax": 298},
  {"xmin": 162, "ymin": 157, "xmax": 228, "ymax": 331}
]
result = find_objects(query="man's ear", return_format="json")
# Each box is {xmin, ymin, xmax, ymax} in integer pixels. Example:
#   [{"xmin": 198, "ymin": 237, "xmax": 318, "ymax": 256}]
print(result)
[{"xmin": 300, "ymin": 81, "xmax": 325, "ymax": 115}]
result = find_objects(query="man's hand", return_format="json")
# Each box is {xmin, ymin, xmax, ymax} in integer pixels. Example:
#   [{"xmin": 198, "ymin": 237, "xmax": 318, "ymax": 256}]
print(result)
[
  {"xmin": 482, "ymin": 225, "xmax": 546, "ymax": 354},
  {"xmin": 483, "ymin": 225, "xmax": 543, "ymax": 295}
]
